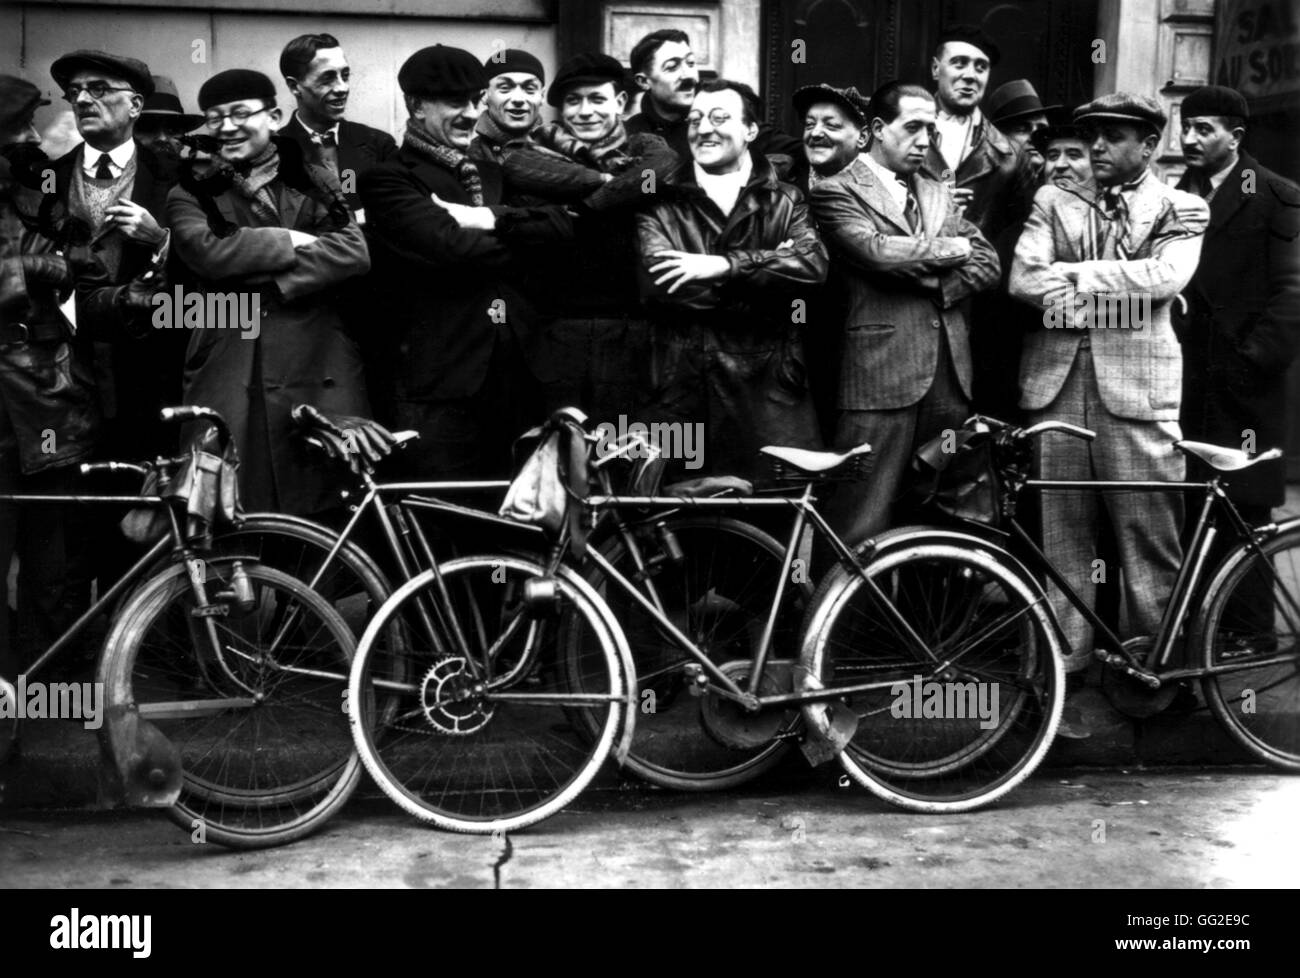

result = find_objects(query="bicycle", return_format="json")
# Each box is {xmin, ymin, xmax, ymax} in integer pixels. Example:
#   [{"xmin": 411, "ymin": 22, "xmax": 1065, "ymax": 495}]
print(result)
[{"xmin": 1, "ymin": 406, "xmax": 360, "ymax": 848}]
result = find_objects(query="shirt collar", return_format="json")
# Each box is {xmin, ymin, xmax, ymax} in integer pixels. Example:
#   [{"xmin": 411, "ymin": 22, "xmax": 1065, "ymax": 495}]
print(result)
[
  {"xmin": 937, "ymin": 106, "xmax": 981, "ymax": 128},
  {"xmin": 295, "ymin": 112, "xmax": 340, "ymax": 143},
  {"xmin": 81, "ymin": 138, "xmax": 136, "ymax": 175},
  {"xmin": 693, "ymin": 151, "xmax": 753, "ymax": 213},
  {"xmin": 860, "ymin": 152, "xmax": 909, "ymax": 206},
  {"xmin": 1208, "ymin": 152, "xmax": 1239, "ymax": 190}
]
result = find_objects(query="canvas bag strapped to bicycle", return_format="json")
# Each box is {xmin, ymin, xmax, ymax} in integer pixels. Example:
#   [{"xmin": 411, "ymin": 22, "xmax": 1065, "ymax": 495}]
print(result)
[
  {"xmin": 908, "ymin": 419, "xmax": 1003, "ymax": 527},
  {"xmin": 120, "ymin": 422, "xmax": 244, "ymax": 546},
  {"xmin": 500, "ymin": 408, "xmax": 592, "ymax": 557}
]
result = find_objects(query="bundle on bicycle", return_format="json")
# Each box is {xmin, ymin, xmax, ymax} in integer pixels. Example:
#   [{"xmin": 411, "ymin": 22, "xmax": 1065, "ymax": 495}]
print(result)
[{"xmin": 2, "ymin": 405, "xmax": 362, "ymax": 849}]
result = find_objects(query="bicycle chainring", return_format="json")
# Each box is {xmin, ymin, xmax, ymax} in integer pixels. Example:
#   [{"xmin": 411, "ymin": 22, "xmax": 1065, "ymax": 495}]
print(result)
[
  {"xmin": 1100, "ymin": 638, "xmax": 1178, "ymax": 718},
  {"xmin": 699, "ymin": 660, "xmax": 798, "ymax": 750},
  {"xmin": 421, "ymin": 658, "xmax": 494, "ymax": 735}
]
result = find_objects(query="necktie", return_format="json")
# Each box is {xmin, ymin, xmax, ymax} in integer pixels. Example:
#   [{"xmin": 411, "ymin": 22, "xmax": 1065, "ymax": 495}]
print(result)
[
  {"xmin": 315, "ymin": 131, "xmax": 339, "ymax": 172},
  {"xmin": 94, "ymin": 153, "xmax": 114, "ymax": 180},
  {"xmin": 898, "ymin": 177, "xmax": 920, "ymax": 233}
]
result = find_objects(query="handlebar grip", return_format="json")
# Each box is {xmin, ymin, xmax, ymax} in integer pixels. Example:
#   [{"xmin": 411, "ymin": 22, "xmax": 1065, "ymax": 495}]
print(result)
[
  {"xmin": 159, "ymin": 405, "xmax": 231, "ymax": 450},
  {"xmin": 1021, "ymin": 420, "xmax": 1097, "ymax": 442},
  {"xmin": 80, "ymin": 461, "xmax": 150, "ymax": 477}
]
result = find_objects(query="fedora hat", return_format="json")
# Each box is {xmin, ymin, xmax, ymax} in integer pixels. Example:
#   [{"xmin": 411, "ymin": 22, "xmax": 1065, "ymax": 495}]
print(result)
[
  {"xmin": 139, "ymin": 75, "xmax": 203, "ymax": 131},
  {"xmin": 987, "ymin": 79, "xmax": 1061, "ymax": 127}
]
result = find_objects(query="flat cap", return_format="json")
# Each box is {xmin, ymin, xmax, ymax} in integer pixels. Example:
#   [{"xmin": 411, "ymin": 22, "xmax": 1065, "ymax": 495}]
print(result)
[
  {"xmin": 1074, "ymin": 92, "xmax": 1167, "ymax": 133},
  {"xmin": 548, "ymin": 53, "xmax": 626, "ymax": 106},
  {"xmin": 140, "ymin": 75, "xmax": 204, "ymax": 130},
  {"xmin": 399, "ymin": 45, "xmax": 486, "ymax": 98},
  {"xmin": 198, "ymin": 69, "xmax": 277, "ymax": 112},
  {"xmin": 987, "ymin": 79, "xmax": 1061, "ymax": 126},
  {"xmin": 483, "ymin": 48, "xmax": 545, "ymax": 85},
  {"xmin": 1180, "ymin": 85, "xmax": 1249, "ymax": 122},
  {"xmin": 51, "ymin": 49, "xmax": 154, "ymax": 97},
  {"xmin": 1031, "ymin": 116, "xmax": 1088, "ymax": 154},
  {"xmin": 936, "ymin": 25, "xmax": 1000, "ymax": 66},
  {"xmin": 792, "ymin": 83, "xmax": 870, "ymax": 127},
  {"xmin": 0, "ymin": 75, "xmax": 50, "ymax": 132}
]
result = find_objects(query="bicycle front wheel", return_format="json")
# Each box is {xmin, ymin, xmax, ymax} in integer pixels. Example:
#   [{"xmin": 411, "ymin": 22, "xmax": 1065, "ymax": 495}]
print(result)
[
  {"xmin": 1197, "ymin": 525, "xmax": 1300, "ymax": 769},
  {"xmin": 98, "ymin": 560, "xmax": 361, "ymax": 848},
  {"xmin": 349, "ymin": 554, "xmax": 630, "ymax": 833},
  {"xmin": 801, "ymin": 540, "xmax": 1064, "ymax": 812}
]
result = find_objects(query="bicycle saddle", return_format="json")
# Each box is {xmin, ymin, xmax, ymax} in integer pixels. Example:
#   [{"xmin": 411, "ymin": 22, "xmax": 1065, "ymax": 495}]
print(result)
[
  {"xmin": 1174, "ymin": 440, "xmax": 1283, "ymax": 472},
  {"xmin": 759, "ymin": 442, "xmax": 871, "ymax": 475}
]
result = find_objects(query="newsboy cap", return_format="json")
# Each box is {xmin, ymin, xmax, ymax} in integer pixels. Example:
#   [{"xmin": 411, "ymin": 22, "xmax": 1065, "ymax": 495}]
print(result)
[
  {"xmin": 399, "ymin": 45, "xmax": 486, "ymax": 98},
  {"xmin": 140, "ymin": 75, "xmax": 204, "ymax": 131},
  {"xmin": 936, "ymin": 24, "xmax": 1000, "ymax": 66},
  {"xmin": 198, "ymin": 69, "xmax": 277, "ymax": 112},
  {"xmin": 1074, "ymin": 92, "xmax": 1167, "ymax": 134},
  {"xmin": 0, "ymin": 75, "xmax": 50, "ymax": 133},
  {"xmin": 548, "ymin": 53, "xmax": 626, "ymax": 106},
  {"xmin": 50, "ymin": 49, "xmax": 154, "ymax": 97},
  {"xmin": 483, "ymin": 48, "xmax": 545, "ymax": 85},
  {"xmin": 987, "ymin": 79, "xmax": 1061, "ymax": 127},
  {"xmin": 792, "ymin": 83, "xmax": 870, "ymax": 127},
  {"xmin": 1180, "ymin": 85, "xmax": 1249, "ymax": 122}
]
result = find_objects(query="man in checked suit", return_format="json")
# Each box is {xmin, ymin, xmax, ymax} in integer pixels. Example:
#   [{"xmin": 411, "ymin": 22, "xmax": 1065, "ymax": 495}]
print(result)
[
  {"xmin": 810, "ymin": 82, "xmax": 1000, "ymax": 544},
  {"xmin": 1009, "ymin": 93, "xmax": 1209, "ymax": 683}
]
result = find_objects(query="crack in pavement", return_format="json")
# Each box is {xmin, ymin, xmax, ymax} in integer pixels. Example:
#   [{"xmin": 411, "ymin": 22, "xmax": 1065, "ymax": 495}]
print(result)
[{"xmin": 492, "ymin": 832, "xmax": 513, "ymax": 889}]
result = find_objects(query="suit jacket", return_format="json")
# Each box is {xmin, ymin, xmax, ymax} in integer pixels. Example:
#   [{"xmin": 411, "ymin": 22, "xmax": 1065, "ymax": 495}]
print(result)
[
  {"xmin": 1010, "ymin": 174, "xmax": 1209, "ymax": 421},
  {"xmin": 278, "ymin": 114, "xmax": 398, "ymax": 213},
  {"xmin": 809, "ymin": 156, "xmax": 1000, "ymax": 410},
  {"xmin": 358, "ymin": 143, "xmax": 569, "ymax": 402},
  {"xmin": 921, "ymin": 112, "xmax": 1027, "ymax": 242},
  {"xmin": 166, "ymin": 171, "xmax": 371, "ymax": 515},
  {"xmin": 1175, "ymin": 153, "xmax": 1300, "ymax": 504}
]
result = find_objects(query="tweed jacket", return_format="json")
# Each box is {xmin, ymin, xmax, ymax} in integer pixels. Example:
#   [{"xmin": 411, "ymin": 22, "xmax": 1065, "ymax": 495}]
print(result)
[
  {"xmin": 1009, "ymin": 173, "xmax": 1209, "ymax": 421},
  {"xmin": 809, "ymin": 156, "xmax": 1000, "ymax": 410}
]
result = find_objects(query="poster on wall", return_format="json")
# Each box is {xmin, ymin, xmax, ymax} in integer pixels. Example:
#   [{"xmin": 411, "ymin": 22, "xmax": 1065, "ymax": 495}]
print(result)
[{"xmin": 1213, "ymin": 0, "xmax": 1300, "ymax": 109}]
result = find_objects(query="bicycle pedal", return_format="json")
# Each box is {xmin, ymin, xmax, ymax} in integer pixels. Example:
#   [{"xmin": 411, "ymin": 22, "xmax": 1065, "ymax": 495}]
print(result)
[{"xmin": 190, "ymin": 604, "xmax": 230, "ymax": 618}]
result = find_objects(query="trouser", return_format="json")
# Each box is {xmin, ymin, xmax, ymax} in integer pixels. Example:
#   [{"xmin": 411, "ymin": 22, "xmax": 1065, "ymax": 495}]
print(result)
[
  {"xmin": 541, "ymin": 315, "xmax": 650, "ymax": 425},
  {"xmin": 825, "ymin": 332, "xmax": 970, "ymax": 548},
  {"xmin": 1031, "ymin": 345, "xmax": 1184, "ymax": 672}
]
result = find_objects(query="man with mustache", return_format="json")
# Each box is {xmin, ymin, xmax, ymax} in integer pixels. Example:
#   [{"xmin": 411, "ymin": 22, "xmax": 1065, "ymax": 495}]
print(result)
[
  {"xmin": 167, "ymin": 69, "xmax": 380, "ymax": 515},
  {"xmin": 360, "ymin": 45, "xmax": 569, "ymax": 478},
  {"xmin": 278, "ymin": 33, "xmax": 398, "ymax": 218},
  {"xmin": 626, "ymin": 29, "xmax": 806, "ymax": 186},
  {"xmin": 1175, "ymin": 86, "xmax": 1300, "ymax": 639},
  {"xmin": 1010, "ymin": 93, "xmax": 1209, "ymax": 702},
  {"xmin": 809, "ymin": 81, "xmax": 999, "ymax": 543},
  {"xmin": 636, "ymin": 79, "xmax": 828, "ymax": 480}
]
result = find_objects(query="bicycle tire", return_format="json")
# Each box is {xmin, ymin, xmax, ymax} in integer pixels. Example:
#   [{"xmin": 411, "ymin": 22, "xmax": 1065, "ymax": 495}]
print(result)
[
  {"xmin": 349, "ymin": 553, "xmax": 630, "ymax": 833},
  {"xmin": 98, "ymin": 559, "xmax": 362, "ymax": 848},
  {"xmin": 563, "ymin": 514, "xmax": 812, "ymax": 791},
  {"xmin": 1196, "ymin": 523, "xmax": 1300, "ymax": 770},
  {"xmin": 801, "ymin": 540, "xmax": 1064, "ymax": 812}
]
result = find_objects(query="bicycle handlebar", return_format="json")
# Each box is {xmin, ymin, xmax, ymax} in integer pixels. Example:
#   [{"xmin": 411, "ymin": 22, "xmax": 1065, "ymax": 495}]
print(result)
[
  {"xmin": 79, "ymin": 461, "xmax": 150, "ymax": 478},
  {"xmin": 159, "ymin": 405, "xmax": 232, "ymax": 452},
  {"xmin": 1020, "ymin": 420, "xmax": 1097, "ymax": 442}
]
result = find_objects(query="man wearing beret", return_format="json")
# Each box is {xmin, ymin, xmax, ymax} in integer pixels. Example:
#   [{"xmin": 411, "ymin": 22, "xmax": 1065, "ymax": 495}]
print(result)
[
  {"xmin": 47, "ymin": 50, "xmax": 182, "ymax": 464},
  {"xmin": 359, "ymin": 45, "xmax": 570, "ymax": 478},
  {"xmin": 167, "ymin": 68, "xmax": 380, "ymax": 516},
  {"xmin": 1010, "ymin": 93, "xmax": 1210, "ymax": 696},
  {"xmin": 1175, "ymin": 85, "xmax": 1300, "ymax": 643},
  {"xmin": 278, "ymin": 33, "xmax": 398, "ymax": 219},
  {"xmin": 471, "ymin": 48, "xmax": 547, "ymax": 167}
]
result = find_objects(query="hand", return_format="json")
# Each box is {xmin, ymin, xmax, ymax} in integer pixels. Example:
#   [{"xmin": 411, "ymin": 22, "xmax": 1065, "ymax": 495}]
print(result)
[
  {"xmin": 105, "ymin": 199, "xmax": 165, "ymax": 245},
  {"xmin": 119, "ymin": 262, "xmax": 168, "ymax": 312},
  {"xmin": 947, "ymin": 236, "xmax": 973, "ymax": 260},
  {"xmin": 287, "ymin": 229, "xmax": 318, "ymax": 248},
  {"xmin": 19, "ymin": 253, "xmax": 71, "ymax": 288},
  {"xmin": 648, "ymin": 250, "xmax": 730, "ymax": 294},
  {"xmin": 951, "ymin": 187, "xmax": 975, "ymax": 212},
  {"xmin": 330, "ymin": 415, "xmax": 400, "ymax": 475},
  {"xmin": 429, "ymin": 192, "xmax": 497, "ymax": 230}
]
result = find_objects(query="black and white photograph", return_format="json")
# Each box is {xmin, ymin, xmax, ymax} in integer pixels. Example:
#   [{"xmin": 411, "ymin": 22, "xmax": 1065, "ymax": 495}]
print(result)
[{"xmin": 0, "ymin": 0, "xmax": 1297, "ymax": 915}]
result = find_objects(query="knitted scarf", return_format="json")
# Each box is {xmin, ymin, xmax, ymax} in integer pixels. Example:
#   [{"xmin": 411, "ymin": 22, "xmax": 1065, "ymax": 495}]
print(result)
[
  {"xmin": 403, "ymin": 120, "xmax": 484, "ymax": 205},
  {"xmin": 229, "ymin": 142, "xmax": 281, "ymax": 224},
  {"xmin": 533, "ymin": 120, "xmax": 632, "ymax": 172}
]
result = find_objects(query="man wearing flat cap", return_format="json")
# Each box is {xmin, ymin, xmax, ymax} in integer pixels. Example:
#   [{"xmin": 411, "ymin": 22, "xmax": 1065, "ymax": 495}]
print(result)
[
  {"xmin": 167, "ymin": 68, "xmax": 381, "ymax": 516},
  {"xmin": 47, "ymin": 50, "xmax": 182, "ymax": 465},
  {"xmin": 495, "ymin": 51, "xmax": 679, "ymax": 421},
  {"xmin": 360, "ymin": 45, "xmax": 570, "ymax": 478},
  {"xmin": 278, "ymin": 33, "xmax": 398, "ymax": 218},
  {"xmin": 1175, "ymin": 86, "xmax": 1300, "ymax": 628},
  {"xmin": 1010, "ymin": 92, "xmax": 1210, "ymax": 695}
]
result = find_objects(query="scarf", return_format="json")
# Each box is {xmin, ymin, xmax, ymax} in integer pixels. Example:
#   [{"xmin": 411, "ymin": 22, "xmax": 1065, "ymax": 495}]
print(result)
[
  {"xmin": 229, "ymin": 142, "xmax": 281, "ymax": 225},
  {"xmin": 533, "ymin": 120, "xmax": 632, "ymax": 172},
  {"xmin": 403, "ymin": 120, "xmax": 484, "ymax": 205}
]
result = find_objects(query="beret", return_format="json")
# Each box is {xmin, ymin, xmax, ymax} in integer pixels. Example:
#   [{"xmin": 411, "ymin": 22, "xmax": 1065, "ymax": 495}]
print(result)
[
  {"xmin": 792, "ymin": 84, "xmax": 870, "ymax": 127},
  {"xmin": 198, "ymin": 69, "xmax": 277, "ymax": 112},
  {"xmin": 51, "ymin": 50, "xmax": 154, "ymax": 97},
  {"xmin": 1074, "ymin": 92, "xmax": 1167, "ymax": 133},
  {"xmin": 1180, "ymin": 85, "xmax": 1249, "ymax": 122},
  {"xmin": 936, "ymin": 25, "xmax": 1000, "ymax": 66},
  {"xmin": 483, "ymin": 49, "xmax": 545, "ymax": 85},
  {"xmin": 0, "ymin": 75, "xmax": 50, "ymax": 133},
  {"xmin": 987, "ymin": 79, "xmax": 1061, "ymax": 126},
  {"xmin": 399, "ymin": 45, "xmax": 486, "ymax": 98},
  {"xmin": 548, "ymin": 53, "xmax": 626, "ymax": 106}
]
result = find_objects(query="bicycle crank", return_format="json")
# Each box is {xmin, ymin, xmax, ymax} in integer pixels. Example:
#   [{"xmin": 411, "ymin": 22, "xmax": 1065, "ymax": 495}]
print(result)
[
  {"xmin": 699, "ymin": 661, "xmax": 798, "ymax": 750},
  {"xmin": 421, "ymin": 658, "xmax": 495, "ymax": 735},
  {"xmin": 1099, "ymin": 638, "xmax": 1178, "ymax": 719}
]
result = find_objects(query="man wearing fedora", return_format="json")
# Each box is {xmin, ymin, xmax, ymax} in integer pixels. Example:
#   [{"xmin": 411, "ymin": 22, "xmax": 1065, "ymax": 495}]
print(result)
[
  {"xmin": 47, "ymin": 50, "xmax": 182, "ymax": 463},
  {"xmin": 135, "ymin": 74, "xmax": 203, "ymax": 159},
  {"xmin": 1010, "ymin": 93, "xmax": 1209, "ymax": 698},
  {"xmin": 1175, "ymin": 85, "xmax": 1300, "ymax": 637},
  {"xmin": 278, "ymin": 33, "xmax": 398, "ymax": 219},
  {"xmin": 987, "ymin": 79, "xmax": 1059, "ymax": 169}
]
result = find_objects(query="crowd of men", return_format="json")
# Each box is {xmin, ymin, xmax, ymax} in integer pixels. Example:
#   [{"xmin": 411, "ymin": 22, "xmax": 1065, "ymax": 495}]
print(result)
[{"xmin": 2, "ymin": 25, "xmax": 1298, "ymax": 727}]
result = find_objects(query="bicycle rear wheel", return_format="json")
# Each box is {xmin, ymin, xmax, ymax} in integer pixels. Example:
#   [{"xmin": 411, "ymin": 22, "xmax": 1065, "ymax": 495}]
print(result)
[
  {"xmin": 801, "ymin": 540, "xmax": 1064, "ymax": 812},
  {"xmin": 349, "ymin": 554, "xmax": 630, "ymax": 833},
  {"xmin": 98, "ymin": 560, "xmax": 360, "ymax": 848},
  {"xmin": 1197, "ymin": 526, "xmax": 1300, "ymax": 769}
]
